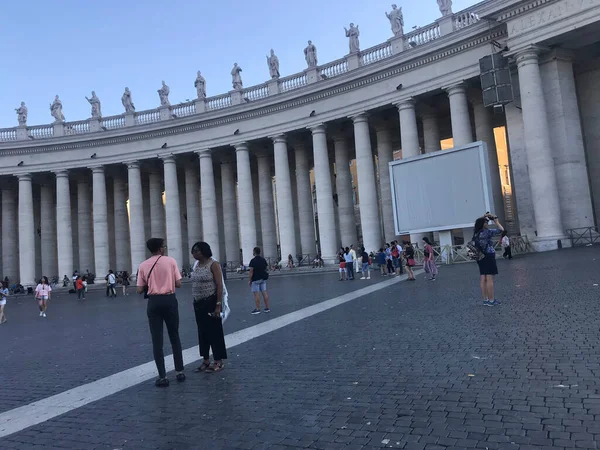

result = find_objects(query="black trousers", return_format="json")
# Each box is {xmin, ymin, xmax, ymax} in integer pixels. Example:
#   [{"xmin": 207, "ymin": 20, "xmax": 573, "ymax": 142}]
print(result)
[
  {"xmin": 503, "ymin": 246, "xmax": 512, "ymax": 259},
  {"xmin": 193, "ymin": 295, "xmax": 228, "ymax": 361},
  {"xmin": 147, "ymin": 294, "xmax": 184, "ymax": 378}
]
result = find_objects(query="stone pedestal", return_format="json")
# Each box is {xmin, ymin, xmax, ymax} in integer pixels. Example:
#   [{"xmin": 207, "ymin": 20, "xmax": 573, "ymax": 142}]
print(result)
[
  {"xmin": 89, "ymin": 118, "xmax": 101, "ymax": 132},
  {"xmin": 305, "ymin": 67, "xmax": 320, "ymax": 84},
  {"xmin": 159, "ymin": 106, "xmax": 172, "ymax": 121},
  {"xmin": 437, "ymin": 15, "xmax": 454, "ymax": 36},
  {"xmin": 231, "ymin": 90, "xmax": 244, "ymax": 105},
  {"xmin": 124, "ymin": 112, "xmax": 135, "ymax": 127},
  {"xmin": 389, "ymin": 35, "xmax": 405, "ymax": 55},
  {"xmin": 194, "ymin": 99, "xmax": 206, "ymax": 113},
  {"xmin": 53, "ymin": 122, "xmax": 64, "ymax": 137},
  {"xmin": 17, "ymin": 126, "xmax": 27, "ymax": 140},
  {"xmin": 268, "ymin": 79, "xmax": 280, "ymax": 96},
  {"xmin": 346, "ymin": 53, "xmax": 361, "ymax": 71}
]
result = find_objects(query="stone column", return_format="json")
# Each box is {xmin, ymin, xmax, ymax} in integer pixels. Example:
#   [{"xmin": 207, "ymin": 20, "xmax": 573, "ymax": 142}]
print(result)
[
  {"xmin": 92, "ymin": 166, "xmax": 110, "ymax": 277},
  {"xmin": 272, "ymin": 135, "xmax": 297, "ymax": 260},
  {"xmin": 352, "ymin": 114, "xmax": 383, "ymax": 253},
  {"xmin": 445, "ymin": 82, "xmax": 473, "ymax": 146},
  {"xmin": 310, "ymin": 124, "xmax": 337, "ymax": 262},
  {"xmin": 127, "ymin": 162, "xmax": 146, "ymax": 276},
  {"xmin": 148, "ymin": 169, "xmax": 166, "ymax": 239},
  {"xmin": 2, "ymin": 187, "xmax": 18, "ymax": 281},
  {"xmin": 77, "ymin": 178, "xmax": 94, "ymax": 273},
  {"xmin": 236, "ymin": 143, "xmax": 258, "ymax": 264},
  {"xmin": 198, "ymin": 150, "xmax": 221, "ymax": 261},
  {"xmin": 256, "ymin": 151, "xmax": 278, "ymax": 261},
  {"xmin": 220, "ymin": 159, "xmax": 240, "ymax": 264},
  {"xmin": 422, "ymin": 112, "xmax": 441, "ymax": 153},
  {"xmin": 185, "ymin": 162, "xmax": 202, "ymax": 266},
  {"xmin": 106, "ymin": 181, "xmax": 116, "ymax": 271},
  {"xmin": 55, "ymin": 171, "xmax": 73, "ymax": 281},
  {"xmin": 40, "ymin": 183, "xmax": 58, "ymax": 278},
  {"xmin": 333, "ymin": 134, "xmax": 358, "ymax": 247},
  {"xmin": 374, "ymin": 123, "xmax": 397, "ymax": 243},
  {"xmin": 18, "ymin": 174, "xmax": 35, "ymax": 286},
  {"xmin": 113, "ymin": 176, "xmax": 131, "ymax": 272},
  {"xmin": 70, "ymin": 183, "xmax": 79, "ymax": 270},
  {"xmin": 515, "ymin": 47, "xmax": 564, "ymax": 249},
  {"xmin": 162, "ymin": 156, "xmax": 183, "ymax": 268},
  {"xmin": 472, "ymin": 96, "xmax": 505, "ymax": 224},
  {"xmin": 294, "ymin": 141, "xmax": 316, "ymax": 255},
  {"xmin": 540, "ymin": 50, "xmax": 595, "ymax": 230}
]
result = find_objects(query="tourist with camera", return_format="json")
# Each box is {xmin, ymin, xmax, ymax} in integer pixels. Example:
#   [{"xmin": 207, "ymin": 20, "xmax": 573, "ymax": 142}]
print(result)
[{"xmin": 473, "ymin": 213, "xmax": 504, "ymax": 306}]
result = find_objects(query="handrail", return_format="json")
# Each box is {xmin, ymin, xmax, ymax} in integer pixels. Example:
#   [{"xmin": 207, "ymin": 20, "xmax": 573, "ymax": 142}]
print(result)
[{"xmin": 566, "ymin": 227, "xmax": 600, "ymax": 247}]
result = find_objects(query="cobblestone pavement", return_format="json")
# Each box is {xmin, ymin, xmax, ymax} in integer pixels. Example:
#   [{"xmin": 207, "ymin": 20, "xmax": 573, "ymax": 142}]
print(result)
[{"xmin": 2, "ymin": 247, "xmax": 600, "ymax": 449}]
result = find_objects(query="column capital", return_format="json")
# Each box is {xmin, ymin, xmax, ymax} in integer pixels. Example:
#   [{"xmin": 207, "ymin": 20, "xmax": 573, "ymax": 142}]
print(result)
[
  {"xmin": 196, "ymin": 149, "xmax": 213, "ymax": 159},
  {"xmin": 308, "ymin": 123, "xmax": 327, "ymax": 134},
  {"xmin": 443, "ymin": 81, "xmax": 468, "ymax": 96},
  {"xmin": 234, "ymin": 142, "xmax": 249, "ymax": 152},
  {"xmin": 270, "ymin": 134, "xmax": 287, "ymax": 145},
  {"xmin": 17, "ymin": 173, "xmax": 32, "ymax": 182},
  {"xmin": 255, "ymin": 149, "xmax": 272, "ymax": 160},
  {"xmin": 350, "ymin": 112, "xmax": 369, "ymax": 124},
  {"xmin": 160, "ymin": 154, "xmax": 176, "ymax": 164},
  {"xmin": 394, "ymin": 98, "xmax": 416, "ymax": 111},
  {"xmin": 90, "ymin": 165, "xmax": 105, "ymax": 174},
  {"xmin": 513, "ymin": 46, "xmax": 544, "ymax": 68},
  {"xmin": 54, "ymin": 169, "xmax": 70, "ymax": 178},
  {"xmin": 124, "ymin": 161, "xmax": 140, "ymax": 170}
]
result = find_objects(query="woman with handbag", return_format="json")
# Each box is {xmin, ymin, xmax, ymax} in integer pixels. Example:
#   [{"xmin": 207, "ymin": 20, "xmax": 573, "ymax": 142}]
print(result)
[
  {"xmin": 191, "ymin": 241, "xmax": 228, "ymax": 373},
  {"xmin": 422, "ymin": 237, "xmax": 438, "ymax": 281},
  {"xmin": 473, "ymin": 213, "xmax": 504, "ymax": 306},
  {"xmin": 403, "ymin": 241, "xmax": 416, "ymax": 281}
]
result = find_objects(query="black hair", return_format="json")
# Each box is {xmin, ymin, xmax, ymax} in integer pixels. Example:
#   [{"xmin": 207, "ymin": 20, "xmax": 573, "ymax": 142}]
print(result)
[
  {"xmin": 147, "ymin": 238, "xmax": 164, "ymax": 254},
  {"xmin": 501, "ymin": 230, "xmax": 508, "ymax": 238},
  {"xmin": 422, "ymin": 237, "xmax": 432, "ymax": 245},
  {"xmin": 345, "ymin": 247, "xmax": 350, "ymax": 254},
  {"xmin": 191, "ymin": 241, "xmax": 213, "ymax": 258},
  {"xmin": 253, "ymin": 247, "xmax": 261, "ymax": 255},
  {"xmin": 379, "ymin": 248, "xmax": 384, "ymax": 252},
  {"xmin": 41, "ymin": 276, "xmax": 49, "ymax": 285},
  {"xmin": 474, "ymin": 217, "xmax": 487, "ymax": 236}
]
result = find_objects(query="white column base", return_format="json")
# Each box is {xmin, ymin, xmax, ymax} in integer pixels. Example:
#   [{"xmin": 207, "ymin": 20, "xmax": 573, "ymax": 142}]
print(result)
[
  {"xmin": 530, "ymin": 235, "xmax": 570, "ymax": 252},
  {"xmin": 438, "ymin": 230, "xmax": 453, "ymax": 264}
]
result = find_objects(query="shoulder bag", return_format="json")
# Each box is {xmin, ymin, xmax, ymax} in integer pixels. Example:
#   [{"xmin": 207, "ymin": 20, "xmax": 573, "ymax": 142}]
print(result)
[{"xmin": 142, "ymin": 256, "xmax": 162, "ymax": 299}]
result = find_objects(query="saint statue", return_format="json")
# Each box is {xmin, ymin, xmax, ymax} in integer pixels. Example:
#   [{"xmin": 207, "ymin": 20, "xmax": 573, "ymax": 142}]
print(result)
[
  {"xmin": 122, "ymin": 87, "xmax": 135, "ymax": 113},
  {"xmin": 15, "ymin": 102, "xmax": 28, "ymax": 127},
  {"xmin": 304, "ymin": 40, "xmax": 318, "ymax": 68},
  {"xmin": 85, "ymin": 91, "xmax": 102, "ymax": 118},
  {"xmin": 231, "ymin": 63, "xmax": 243, "ymax": 90},
  {"xmin": 386, "ymin": 4, "xmax": 404, "ymax": 36},
  {"xmin": 437, "ymin": 0, "xmax": 453, "ymax": 16},
  {"xmin": 267, "ymin": 49, "xmax": 280, "ymax": 79},
  {"xmin": 195, "ymin": 71, "xmax": 207, "ymax": 99},
  {"xmin": 158, "ymin": 80, "xmax": 170, "ymax": 107},
  {"xmin": 344, "ymin": 23, "xmax": 360, "ymax": 54},
  {"xmin": 50, "ymin": 95, "xmax": 65, "ymax": 123}
]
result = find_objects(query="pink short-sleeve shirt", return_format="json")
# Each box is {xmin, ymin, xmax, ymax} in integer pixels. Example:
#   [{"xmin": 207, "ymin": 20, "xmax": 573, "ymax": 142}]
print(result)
[{"xmin": 137, "ymin": 255, "xmax": 182, "ymax": 295}]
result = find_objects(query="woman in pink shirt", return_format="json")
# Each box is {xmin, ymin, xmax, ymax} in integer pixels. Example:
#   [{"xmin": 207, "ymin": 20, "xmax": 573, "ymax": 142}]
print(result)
[{"xmin": 35, "ymin": 276, "xmax": 52, "ymax": 318}]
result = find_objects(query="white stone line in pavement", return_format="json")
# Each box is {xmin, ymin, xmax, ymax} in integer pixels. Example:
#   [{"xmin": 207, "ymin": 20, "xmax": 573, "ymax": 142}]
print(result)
[{"xmin": 0, "ymin": 274, "xmax": 412, "ymax": 439}]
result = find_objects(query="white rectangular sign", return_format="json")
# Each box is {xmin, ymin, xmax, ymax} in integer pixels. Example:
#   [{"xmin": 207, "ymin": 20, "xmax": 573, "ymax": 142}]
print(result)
[{"xmin": 389, "ymin": 141, "xmax": 494, "ymax": 235}]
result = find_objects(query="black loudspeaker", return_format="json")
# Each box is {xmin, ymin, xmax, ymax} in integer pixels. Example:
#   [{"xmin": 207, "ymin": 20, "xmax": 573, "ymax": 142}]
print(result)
[{"xmin": 479, "ymin": 53, "xmax": 514, "ymax": 107}]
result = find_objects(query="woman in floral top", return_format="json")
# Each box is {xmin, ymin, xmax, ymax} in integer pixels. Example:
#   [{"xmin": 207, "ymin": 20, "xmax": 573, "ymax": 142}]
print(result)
[{"xmin": 473, "ymin": 213, "xmax": 504, "ymax": 306}]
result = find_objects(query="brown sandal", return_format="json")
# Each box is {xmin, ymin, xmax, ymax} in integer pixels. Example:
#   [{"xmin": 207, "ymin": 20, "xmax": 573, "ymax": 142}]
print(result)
[
  {"xmin": 193, "ymin": 361, "xmax": 211, "ymax": 373},
  {"xmin": 206, "ymin": 362, "xmax": 224, "ymax": 372}
]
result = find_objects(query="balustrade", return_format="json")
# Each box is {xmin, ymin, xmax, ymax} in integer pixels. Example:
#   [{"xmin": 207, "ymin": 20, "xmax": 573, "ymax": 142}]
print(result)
[
  {"xmin": 454, "ymin": 10, "xmax": 480, "ymax": 30},
  {"xmin": 0, "ymin": 128, "xmax": 17, "ymax": 142},
  {"xmin": 28, "ymin": 125, "xmax": 54, "ymax": 139},
  {"xmin": 134, "ymin": 109, "xmax": 161, "ymax": 125},
  {"xmin": 279, "ymin": 73, "xmax": 308, "ymax": 92},
  {"xmin": 206, "ymin": 93, "xmax": 232, "ymax": 111},
  {"xmin": 101, "ymin": 115, "xmax": 126, "ymax": 130},
  {"xmin": 64, "ymin": 120, "xmax": 90, "ymax": 135},
  {"xmin": 360, "ymin": 42, "xmax": 392, "ymax": 66},
  {"xmin": 244, "ymin": 83, "xmax": 269, "ymax": 102},
  {"xmin": 320, "ymin": 58, "xmax": 348, "ymax": 79},
  {"xmin": 171, "ymin": 102, "xmax": 196, "ymax": 117},
  {"xmin": 405, "ymin": 23, "xmax": 441, "ymax": 47}
]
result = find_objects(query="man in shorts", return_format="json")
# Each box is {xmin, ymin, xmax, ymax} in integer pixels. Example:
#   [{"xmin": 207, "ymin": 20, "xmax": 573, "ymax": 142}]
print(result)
[{"xmin": 248, "ymin": 247, "xmax": 270, "ymax": 315}]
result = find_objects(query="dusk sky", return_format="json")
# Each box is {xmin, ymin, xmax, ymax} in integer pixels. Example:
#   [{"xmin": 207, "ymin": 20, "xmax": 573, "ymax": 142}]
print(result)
[{"xmin": 0, "ymin": 0, "xmax": 478, "ymax": 127}]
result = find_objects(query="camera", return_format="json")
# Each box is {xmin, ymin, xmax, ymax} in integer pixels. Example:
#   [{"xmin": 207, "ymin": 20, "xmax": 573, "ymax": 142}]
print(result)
[{"xmin": 485, "ymin": 212, "xmax": 498, "ymax": 220}]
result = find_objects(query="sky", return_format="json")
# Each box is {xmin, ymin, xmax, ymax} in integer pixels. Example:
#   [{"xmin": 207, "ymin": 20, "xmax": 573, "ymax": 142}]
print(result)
[{"xmin": 0, "ymin": 0, "xmax": 478, "ymax": 128}]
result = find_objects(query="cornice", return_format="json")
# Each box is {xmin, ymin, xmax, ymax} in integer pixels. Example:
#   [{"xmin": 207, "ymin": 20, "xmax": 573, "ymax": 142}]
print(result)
[
  {"xmin": 0, "ymin": 26, "xmax": 506, "ymax": 158},
  {"xmin": 494, "ymin": 0, "xmax": 557, "ymax": 21}
]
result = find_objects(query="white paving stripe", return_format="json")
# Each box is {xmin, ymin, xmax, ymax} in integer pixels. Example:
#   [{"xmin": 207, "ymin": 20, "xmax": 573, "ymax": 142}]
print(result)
[{"xmin": 0, "ymin": 275, "xmax": 408, "ymax": 438}]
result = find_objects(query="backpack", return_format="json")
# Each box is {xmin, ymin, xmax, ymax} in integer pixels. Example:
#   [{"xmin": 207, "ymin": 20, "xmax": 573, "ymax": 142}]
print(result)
[{"xmin": 467, "ymin": 233, "xmax": 486, "ymax": 261}]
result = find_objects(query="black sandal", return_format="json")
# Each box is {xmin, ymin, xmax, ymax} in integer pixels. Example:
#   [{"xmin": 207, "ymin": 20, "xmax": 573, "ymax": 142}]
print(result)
[
  {"xmin": 193, "ymin": 361, "xmax": 211, "ymax": 373},
  {"xmin": 176, "ymin": 372, "xmax": 186, "ymax": 382},
  {"xmin": 206, "ymin": 362, "xmax": 224, "ymax": 372},
  {"xmin": 155, "ymin": 377, "xmax": 169, "ymax": 387}
]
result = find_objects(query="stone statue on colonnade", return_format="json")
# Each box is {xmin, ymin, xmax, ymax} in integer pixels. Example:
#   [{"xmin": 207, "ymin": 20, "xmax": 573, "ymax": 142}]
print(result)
[
  {"xmin": 438, "ymin": 0, "xmax": 453, "ymax": 16},
  {"xmin": 157, "ymin": 81, "xmax": 171, "ymax": 107},
  {"xmin": 122, "ymin": 87, "xmax": 135, "ymax": 112},
  {"xmin": 267, "ymin": 49, "xmax": 280, "ymax": 79},
  {"xmin": 304, "ymin": 40, "xmax": 318, "ymax": 67},
  {"xmin": 50, "ymin": 95, "xmax": 65, "ymax": 123},
  {"xmin": 386, "ymin": 4, "xmax": 404, "ymax": 36},
  {"xmin": 15, "ymin": 102, "xmax": 27, "ymax": 126},
  {"xmin": 195, "ymin": 71, "xmax": 207, "ymax": 99},
  {"xmin": 85, "ymin": 91, "xmax": 102, "ymax": 118},
  {"xmin": 344, "ymin": 23, "xmax": 360, "ymax": 54},
  {"xmin": 231, "ymin": 63, "xmax": 243, "ymax": 90}
]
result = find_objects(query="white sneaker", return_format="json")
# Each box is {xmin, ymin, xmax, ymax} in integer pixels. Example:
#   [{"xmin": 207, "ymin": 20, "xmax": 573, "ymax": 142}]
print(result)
[
  {"xmin": 39, "ymin": 311, "xmax": 43, "ymax": 317},
  {"xmin": 367, "ymin": 276, "xmax": 371, "ymax": 280},
  {"xmin": 42, "ymin": 313, "xmax": 47, "ymax": 318},
  {"xmin": 360, "ymin": 277, "xmax": 366, "ymax": 280}
]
